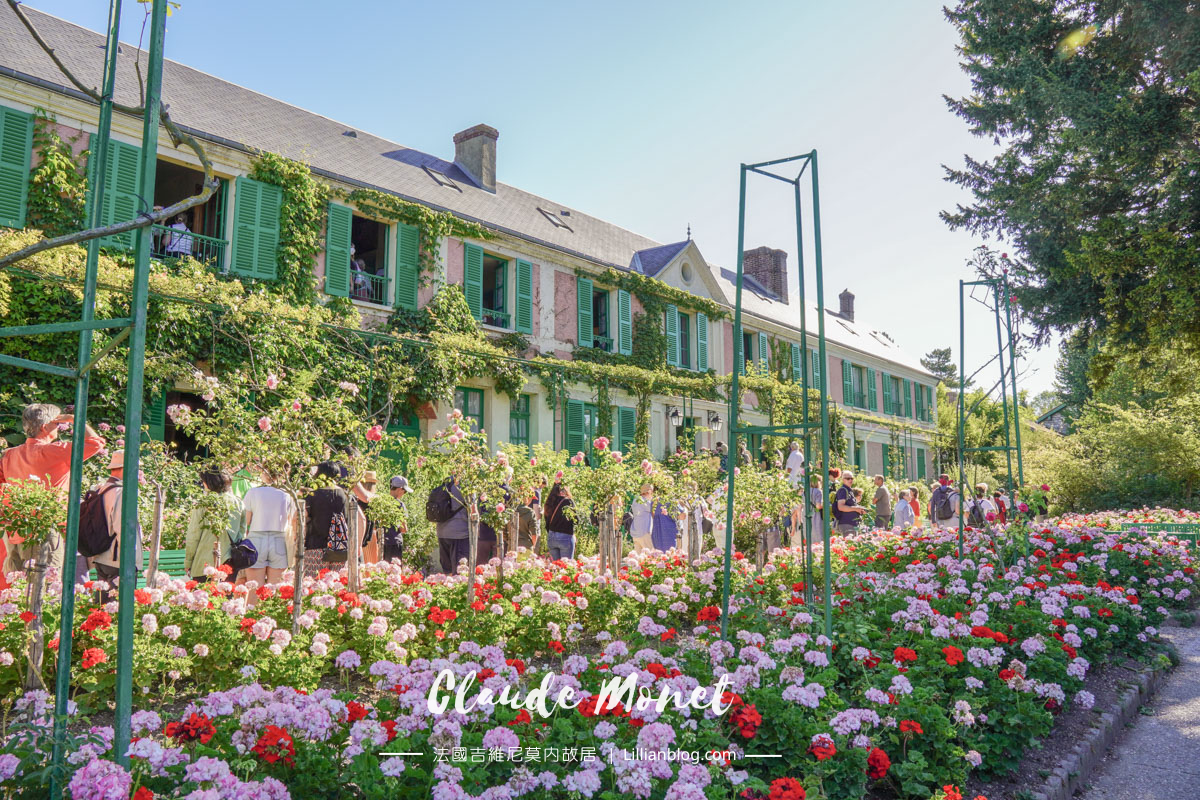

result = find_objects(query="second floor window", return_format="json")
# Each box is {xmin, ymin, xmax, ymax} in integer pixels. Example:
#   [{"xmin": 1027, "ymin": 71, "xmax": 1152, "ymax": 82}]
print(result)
[
  {"xmin": 851, "ymin": 365, "xmax": 866, "ymax": 408},
  {"xmin": 678, "ymin": 312, "xmax": 691, "ymax": 369},
  {"xmin": 593, "ymin": 290, "xmax": 611, "ymax": 350},
  {"xmin": 482, "ymin": 255, "xmax": 508, "ymax": 328}
]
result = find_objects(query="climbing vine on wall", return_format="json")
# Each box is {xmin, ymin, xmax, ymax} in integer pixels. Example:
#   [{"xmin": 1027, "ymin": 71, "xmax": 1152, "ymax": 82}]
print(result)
[
  {"xmin": 248, "ymin": 152, "xmax": 329, "ymax": 305},
  {"xmin": 26, "ymin": 111, "xmax": 87, "ymax": 239},
  {"xmin": 346, "ymin": 188, "xmax": 491, "ymax": 286}
]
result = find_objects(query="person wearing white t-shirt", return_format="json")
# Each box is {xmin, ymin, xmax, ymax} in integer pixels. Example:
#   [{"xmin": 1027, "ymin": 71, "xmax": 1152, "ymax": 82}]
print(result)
[
  {"xmin": 242, "ymin": 480, "xmax": 296, "ymax": 603},
  {"xmin": 630, "ymin": 484, "xmax": 655, "ymax": 552},
  {"xmin": 785, "ymin": 442, "xmax": 805, "ymax": 547}
]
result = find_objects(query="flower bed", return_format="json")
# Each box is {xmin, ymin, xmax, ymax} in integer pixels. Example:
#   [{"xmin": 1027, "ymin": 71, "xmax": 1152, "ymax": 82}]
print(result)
[{"xmin": 0, "ymin": 518, "xmax": 1193, "ymax": 800}]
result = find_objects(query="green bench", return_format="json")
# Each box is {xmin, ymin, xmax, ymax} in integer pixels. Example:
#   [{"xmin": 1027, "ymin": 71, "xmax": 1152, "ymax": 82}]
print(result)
[
  {"xmin": 87, "ymin": 548, "xmax": 189, "ymax": 588},
  {"xmin": 1119, "ymin": 522, "xmax": 1200, "ymax": 545}
]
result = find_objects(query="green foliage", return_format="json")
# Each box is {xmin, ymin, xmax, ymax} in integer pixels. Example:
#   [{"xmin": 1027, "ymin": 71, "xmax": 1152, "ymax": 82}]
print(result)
[
  {"xmin": 0, "ymin": 478, "xmax": 65, "ymax": 546},
  {"xmin": 943, "ymin": 1, "xmax": 1200, "ymax": 365},
  {"xmin": 1031, "ymin": 397, "xmax": 1200, "ymax": 511},
  {"xmin": 248, "ymin": 152, "xmax": 330, "ymax": 304},
  {"xmin": 920, "ymin": 347, "xmax": 960, "ymax": 388},
  {"xmin": 26, "ymin": 110, "xmax": 87, "ymax": 238},
  {"xmin": 346, "ymin": 187, "xmax": 491, "ymax": 284},
  {"xmin": 587, "ymin": 266, "xmax": 727, "ymax": 322}
]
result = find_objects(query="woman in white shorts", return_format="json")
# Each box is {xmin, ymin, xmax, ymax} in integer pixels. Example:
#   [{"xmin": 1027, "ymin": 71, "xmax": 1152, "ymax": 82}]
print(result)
[{"xmin": 241, "ymin": 479, "xmax": 296, "ymax": 604}]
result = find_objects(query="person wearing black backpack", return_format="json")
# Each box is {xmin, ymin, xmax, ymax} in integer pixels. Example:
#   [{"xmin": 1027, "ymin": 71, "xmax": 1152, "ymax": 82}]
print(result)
[
  {"xmin": 930, "ymin": 474, "xmax": 961, "ymax": 530},
  {"xmin": 90, "ymin": 450, "xmax": 144, "ymax": 603},
  {"xmin": 428, "ymin": 476, "xmax": 469, "ymax": 574}
]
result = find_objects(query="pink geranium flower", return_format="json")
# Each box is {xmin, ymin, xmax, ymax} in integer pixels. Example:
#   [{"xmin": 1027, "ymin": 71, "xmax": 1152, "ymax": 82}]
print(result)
[{"xmin": 258, "ymin": 417, "xmax": 272, "ymax": 432}]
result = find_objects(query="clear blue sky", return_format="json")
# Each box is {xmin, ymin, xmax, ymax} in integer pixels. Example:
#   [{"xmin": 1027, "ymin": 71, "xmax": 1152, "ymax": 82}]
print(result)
[{"xmin": 36, "ymin": 0, "xmax": 1061, "ymax": 396}]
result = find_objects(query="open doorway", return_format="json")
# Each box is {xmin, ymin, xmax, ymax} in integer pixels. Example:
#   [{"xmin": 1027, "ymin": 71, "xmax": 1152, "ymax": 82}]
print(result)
[
  {"xmin": 351, "ymin": 215, "xmax": 388, "ymax": 304},
  {"xmin": 153, "ymin": 160, "xmax": 227, "ymax": 268}
]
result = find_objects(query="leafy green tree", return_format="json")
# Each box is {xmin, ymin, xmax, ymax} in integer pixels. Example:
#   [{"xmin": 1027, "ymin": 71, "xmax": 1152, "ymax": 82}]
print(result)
[
  {"xmin": 920, "ymin": 348, "xmax": 960, "ymax": 387},
  {"xmin": 943, "ymin": 1, "xmax": 1200, "ymax": 369}
]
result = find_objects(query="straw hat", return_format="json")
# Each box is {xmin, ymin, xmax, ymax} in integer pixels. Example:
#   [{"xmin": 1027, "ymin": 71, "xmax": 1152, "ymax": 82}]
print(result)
[
  {"xmin": 108, "ymin": 449, "xmax": 124, "ymax": 470},
  {"xmin": 362, "ymin": 470, "xmax": 378, "ymax": 486}
]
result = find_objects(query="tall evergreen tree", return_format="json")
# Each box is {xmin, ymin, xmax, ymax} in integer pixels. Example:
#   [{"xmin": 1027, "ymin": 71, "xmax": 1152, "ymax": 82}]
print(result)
[
  {"xmin": 921, "ymin": 347, "xmax": 960, "ymax": 386},
  {"xmin": 943, "ymin": 1, "xmax": 1200, "ymax": 368}
]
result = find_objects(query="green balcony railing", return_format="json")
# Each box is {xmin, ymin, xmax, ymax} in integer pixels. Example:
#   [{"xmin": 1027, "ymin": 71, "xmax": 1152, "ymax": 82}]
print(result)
[
  {"xmin": 151, "ymin": 224, "xmax": 228, "ymax": 270},
  {"xmin": 593, "ymin": 335, "xmax": 613, "ymax": 352},
  {"xmin": 352, "ymin": 271, "xmax": 388, "ymax": 305},
  {"xmin": 483, "ymin": 307, "xmax": 511, "ymax": 328}
]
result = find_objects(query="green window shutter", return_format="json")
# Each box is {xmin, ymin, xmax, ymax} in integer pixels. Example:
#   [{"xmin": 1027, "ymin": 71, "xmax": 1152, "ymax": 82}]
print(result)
[
  {"xmin": 925, "ymin": 385, "xmax": 934, "ymax": 421},
  {"xmin": 917, "ymin": 447, "xmax": 927, "ymax": 479},
  {"xmin": 514, "ymin": 258, "xmax": 533, "ymax": 333},
  {"xmin": 811, "ymin": 349, "xmax": 821, "ymax": 387},
  {"xmin": 90, "ymin": 137, "xmax": 142, "ymax": 250},
  {"xmin": 0, "ymin": 106, "xmax": 33, "ymax": 228},
  {"xmin": 255, "ymin": 182, "xmax": 281, "ymax": 279},
  {"xmin": 757, "ymin": 332, "xmax": 769, "ymax": 375},
  {"xmin": 879, "ymin": 371, "xmax": 890, "ymax": 413},
  {"xmin": 565, "ymin": 399, "xmax": 586, "ymax": 456},
  {"xmin": 231, "ymin": 176, "xmax": 281, "ymax": 279},
  {"xmin": 617, "ymin": 405, "xmax": 636, "ymax": 454},
  {"xmin": 664, "ymin": 304, "xmax": 679, "ymax": 366},
  {"xmin": 903, "ymin": 379, "xmax": 913, "ymax": 417},
  {"xmin": 616, "ymin": 289, "xmax": 633, "ymax": 355},
  {"xmin": 915, "ymin": 383, "xmax": 925, "ymax": 421},
  {"xmin": 790, "ymin": 343, "xmax": 802, "ymax": 383},
  {"xmin": 867, "ymin": 368, "xmax": 878, "ymax": 411},
  {"xmin": 737, "ymin": 330, "xmax": 746, "ymax": 376},
  {"xmin": 881, "ymin": 444, "xmax": 889, "ymax": 476},
  {"xmin": 394, "ymin": 222, "xmax": 420, "ymax": 311},
  {"xmin": 695, "ymin": 312, "xmax": 708, "ymax": 371},
  {"xmin": 144, "ymin": 389, "xmax": 166, "ymax": 442},
  {"xmin": 324, "ymin": 202, "xmax": 352, "ymax": 297},
  {"xmin": 576, "ymin": 275, "xmax": 594, "ymax": 348},
  {"xmin": 841, "ymin": 359, "xmax": 852, "ymax": 404},
  {"xmin": 464, "ymin": 242, "xmax": 484, "ymax": 320}
]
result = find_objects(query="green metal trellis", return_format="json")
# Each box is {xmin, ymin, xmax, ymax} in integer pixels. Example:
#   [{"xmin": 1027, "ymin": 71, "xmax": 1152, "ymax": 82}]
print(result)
[
  {"xmin": 719, "ymin": 152, "xmax": 834, "ymax": 643},
  {"xmin": 0, "ymin": 1, "xmax": 167, "ymax": 792},
  {"xmin": 956, "ymin": 274, "xmax": 1025, "ymax": 557}
]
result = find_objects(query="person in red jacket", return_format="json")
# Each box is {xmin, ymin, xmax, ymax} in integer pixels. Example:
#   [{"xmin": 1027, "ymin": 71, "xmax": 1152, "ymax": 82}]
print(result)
[
  {"xmin": 0, "ymin": 404, "xmax": 105, "ymax": 588},
  {"xmin": 993, "ymin": 491, "xmax": 1008, "ymax": 524}
]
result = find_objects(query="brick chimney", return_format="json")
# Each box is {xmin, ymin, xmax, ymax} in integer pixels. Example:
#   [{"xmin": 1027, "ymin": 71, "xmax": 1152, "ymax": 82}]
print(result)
[
  {"xmin": 453, "ymin": 124, "xmax": 498, "ymax": 192},
  {"xmin": 839, "ymin": 288, "xmax": 855, "ymax": 321},
  {"xmin": 742, "ymin": 246, "xmax": 788, "ymax": 303}
]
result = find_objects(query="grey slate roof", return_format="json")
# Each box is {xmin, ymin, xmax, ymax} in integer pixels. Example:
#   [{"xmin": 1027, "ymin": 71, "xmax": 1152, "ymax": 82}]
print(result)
[
  {"xmin": 0, "ymin": 5, "xmax": 662, "ymax": 270},
  {"xmin": 713, "ymin": 267, "xmax": 933, "ymax": 376},
  {"xmin": 632, "ymin": 241, "xmax": 690, "ymax": 276}
]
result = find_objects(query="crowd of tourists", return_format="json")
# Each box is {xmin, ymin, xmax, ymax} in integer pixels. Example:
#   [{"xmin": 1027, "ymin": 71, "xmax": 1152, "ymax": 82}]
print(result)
[{"xmin": 0, "ymin": 402, "xmax": 1053, "ymax": 596}]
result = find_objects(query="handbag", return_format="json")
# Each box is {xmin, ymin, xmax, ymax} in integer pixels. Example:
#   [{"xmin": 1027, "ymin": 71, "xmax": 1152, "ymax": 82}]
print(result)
[{"xmin": 226, "ymin": 537, "xmax": 259, "ymax": 572}]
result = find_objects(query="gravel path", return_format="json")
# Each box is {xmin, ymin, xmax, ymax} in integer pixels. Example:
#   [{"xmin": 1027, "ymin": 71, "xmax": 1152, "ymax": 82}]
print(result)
[{"xmin": 1075, "ymin": 623, "xmax": 1200, "ymax": 800}]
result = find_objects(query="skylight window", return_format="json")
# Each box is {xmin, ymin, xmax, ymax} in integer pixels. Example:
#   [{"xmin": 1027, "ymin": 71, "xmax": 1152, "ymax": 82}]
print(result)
[
  {"xmin": 836, "ymin": 319, "xmax": 858, "ymax": 336},
  {"xmin": 424, "ymin": 166, "xmax": 461, "ymax": 191},
  {"xmin": 538, "ymin": 207, "xmax": 573, "ymax": 232}
]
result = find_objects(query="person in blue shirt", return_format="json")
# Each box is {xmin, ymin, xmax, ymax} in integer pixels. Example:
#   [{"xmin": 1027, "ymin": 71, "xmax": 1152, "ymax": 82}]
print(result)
[{"xmin": 650, "ymin": 501, "xmax": 681, "ymax": 552}]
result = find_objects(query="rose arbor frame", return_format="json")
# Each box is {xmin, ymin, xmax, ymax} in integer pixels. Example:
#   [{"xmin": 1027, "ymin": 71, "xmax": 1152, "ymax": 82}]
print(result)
[
  {"xmin": 956, "ymin": 274, "xmax": 1025, "ymax": 557},
  {"xmin": 719, "ymin": 153, "xmax": 834, "ymax": 643},
  {"xmin": 0, "ymin": 0, "xmax": 168, "ymax": 790}
]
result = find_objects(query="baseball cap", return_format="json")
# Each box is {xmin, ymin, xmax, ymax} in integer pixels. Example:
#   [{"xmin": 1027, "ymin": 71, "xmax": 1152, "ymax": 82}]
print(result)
[{"xmin": 390, "ymin": 476, "xmax": 410, "ymax": 490}]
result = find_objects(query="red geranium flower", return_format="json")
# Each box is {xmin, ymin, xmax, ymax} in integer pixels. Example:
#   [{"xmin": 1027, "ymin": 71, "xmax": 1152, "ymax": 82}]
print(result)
[
  {"xmin": 867, "ymin": 747, "xmax": 891, "ymax": 780},
  {"xmin": 381, "ymin": 719, "xmax": 398, "ymax": 742},
  {"xmin": 252, "ymin": 725, "xmax": 295, "ymax": 766},
  {"xmin": 730, "ymin": 703, "xmax": 762, "ymax": 739},
  {"xmin": 660, "ymin": 627, "xmax": 677, "ymax": 642},
  {"xmin": 509, "ymin": 709, "xmax": 532, "ymax": 726},
  {"xmin": 943, "ymin": 786, "xmax": 964, "ymax": 800},
  {"xmin": 19, "ymin": 611, "xmax": 34, "ymax": 624},
  {"xmin": 345, "ymin": 701, "xmax": 369, "ymax": 723},
  {"xmin": 506, "ymin": 658, "xmax": 526, "ymax": 675},
  {"xmin": 133, "ymin": 788, "xmax": 154, "ymax": 800},
  {"xmin": 809, "ymin": 739, "xmax": 837, "ymax": 760},
  {"xmin": 942, "ymin": 646, "xmax": 965, "ymax": 666},
  {"xmin": 548, "ymin": 640, "xmax": 565, "ymax": 654},
  {"xmin": 900, "ymin": 719, "xmax": 923, "ymax": 734},
  {"xmin": 134, "ymin": 589, "xmax": 153, "ymax": 605},
  {"xmin": 165, "ymin": 713, "xmax": 216, "ymax": 744},
  {"xmin": 893, "ymin": 646, "xmax": 918, "ymax": 663},
  {"xmin": 998, "ymin": 668, "xmax": 1015, "ymax": 681},
  {"xmin": 81, "ymin": 648, "xmax": 107, "ymax": 669},
  {"xmin": 697, "ymin": 605, "xmax": 721, "ymax": 622},
  {"xmin": 768, "ymin": 777, "xmax": 806, "ymax": 800},
  {"xmin": 80, "ymin": 609, "xmax": 112, "ymax": 633}
]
